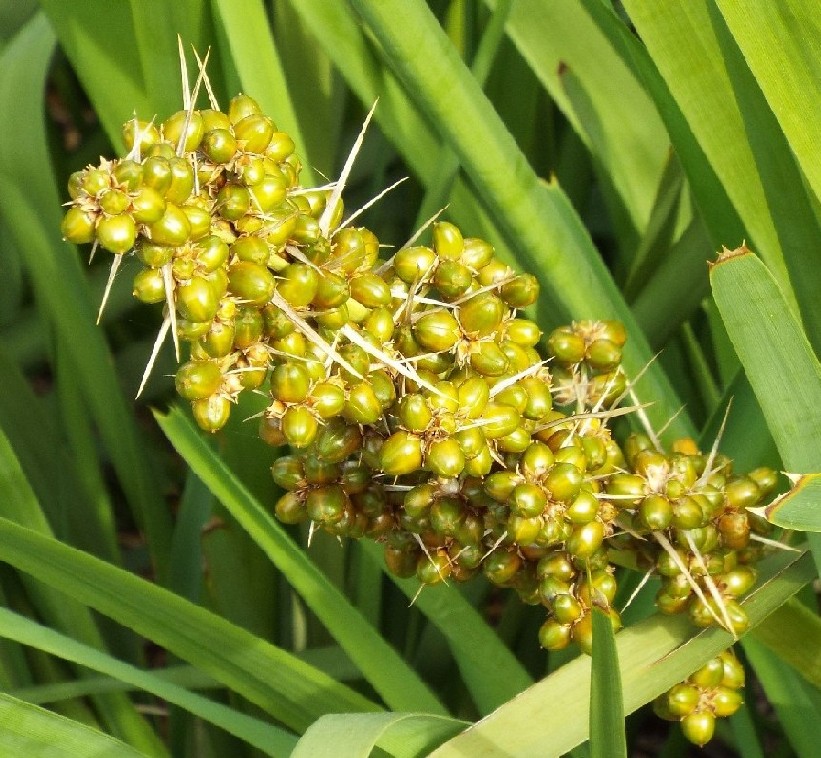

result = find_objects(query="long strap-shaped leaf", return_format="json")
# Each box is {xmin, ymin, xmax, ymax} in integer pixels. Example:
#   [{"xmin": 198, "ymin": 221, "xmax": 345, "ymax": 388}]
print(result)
[
  {"xmin": 155, "ymin": 406, "xmax": 446, "ymax": 715},
  {"xmin": 429, "ymin": 549, "xmax": 813, "ymax": 756},
  {"xmin": 328, "ymin": 0, "xmax": 694, "ymax": 439},
  {"xmin": 0, "ymin": 693, "xmax": 150, "ymax": 758},
  {"xmin": 0, "ymin": 517, "xmax": 378, "ymax": 732},
  {"xmin": 0, "ymin": 13, "xmax": 173, "ymax": 579},
  {"xmin": 0, "ymin": 607, "xmax": 296, "ymax": 757},
  {"xmin": 710, "ymin": 248, "xmax": 821, "ymax": 566}
]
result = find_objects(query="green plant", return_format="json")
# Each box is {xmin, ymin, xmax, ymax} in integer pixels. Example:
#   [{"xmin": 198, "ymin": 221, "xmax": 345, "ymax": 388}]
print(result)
[{"xmin": 0, "ymin": 1, "xmax": 819, "ymax": 756}]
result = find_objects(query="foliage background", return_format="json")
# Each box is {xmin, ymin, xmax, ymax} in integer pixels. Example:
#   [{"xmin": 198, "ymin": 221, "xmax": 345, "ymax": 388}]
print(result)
[{"xmin": 0, "ymin": 1, "xmax": 819, "ymax": 756}]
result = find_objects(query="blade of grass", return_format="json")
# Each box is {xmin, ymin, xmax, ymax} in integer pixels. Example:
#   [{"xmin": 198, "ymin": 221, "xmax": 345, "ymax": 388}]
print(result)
[
  {"xmin": 590, "ymin": 608, "xmax": 626, "ymax": 758},
  {"xmin": 292, "ymin": 712, "xmax": 467, "ymax": 758},
  {"xmin": 494, "ymin": 0, "xmax": 669, "ymax": 241},
  {"xmin": 0, "ymin": 12, "xmax": 173, "ymax": 579},
  {"xmin": 623, "ymin": 0, "xmax": 821, "ymax": 351},
  {"xmin": 762, "ymin": 475, "xmax": 821, "ymax": 532},
  {"xmin": 750, "ymin": 598, "xmax": 821, "ymax": 689},
  {"xmin": 742, "ymin": 637, "xmax": 821, "ymax": 757},
  {"xmin": 362, "ymin": 541, "xmax": 532, "ymax": 715},
  {"xmin": 715, "ymin": 0, "xmax": 821, "ymax": 209},
  {"xmin": 212, "ymin": 0, "xmax": 314, "ymax": 184},
  {"xmin": 155, "ymin": 405, "xmax": 446, "ymax": 715},
  {"xmin": 0, "ymin": 517, "xmax": 379, "ymax": 731},
  {"xmin": 631, "ymin": 217, "xmax": 713, "ymax": 350},
  {"xmin": 0, "ymin": 420, "xmax": 166, "ymax": 755},
  {"xmin": 578, "ymin": 0, "xmax": 745, "ymax": 266},
  {"xmin": 0, "ymin": 606, "xmax": 297, "ymax": 756},
  {"xmin": 710, "ymin": 247, "xmax": 821, "ymax": 569},
  {"xmin": 429, "ymin": 549, "xmax": 814, "ymax": 756},
  {"xmin": 0, "ymin": 693, "xmax": 150, "ymax": 758},
  {"xmin": 346, "ymin": 0, "xmax": 692, "ymax": 441}
]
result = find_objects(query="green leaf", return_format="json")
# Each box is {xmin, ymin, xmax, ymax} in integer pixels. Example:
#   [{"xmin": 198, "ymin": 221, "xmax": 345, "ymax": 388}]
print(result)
[
  {"xmin": 622, "ymin": 0, "xmax": 821, "ymax": 351},
  {"xmin": 496, "ymin": 0, "xmax": 669, "ymax": 239},
  {"xmin": 155, "ymin": 405, "xmax": 446, "ymax": 715},
  {"xmin": 590, "ymin": 609, "xmax": 626, "ymax": 758},
  {"xmin": 0, "ymin": 517, "xmax": 378, "ymax": 732},
  {"xmin": 761, "ymin": 475, "xmax": 821, "ymax": 532},
  {"xmin": 292, "ymin": 713, "xmax": 466, "ymax": 758},
  {"xmin": 715, "ymin": 0, "xmax": 821, "ymax": 209},
  {"xmin": 0, "ymin": 607, "xmax": 297, "ymax": 756},
  {"xmin": 346, "ymin": 0, "xmax": 692, "ymax": 440},
  {"xmin": 710, "ymin": 247, "xmax": 821, "ymax": 565},
  {"xmin": 429, "ymin": 549, "xmax": 814, "ymax": 757},
  {"xmin": 0, "ymin": 693, "xmax": 150, "ymax": 758},
  {"xmin": 751, "ymin": 597, "xmax": 821, "ymax": 689},
  {"xmin": 362, "ymin": 542, "xmax": 532, "ymax": 715},
  {"xmin": 0, "ymin": 12, "xmax": 173, "ymax": 579},
  {"xmin": 212, "ymin": 0, "xmax": 314, "ymax": 183},
  {"xmin": 743, "ymin": 636, "xmax": 821, "ymax": 756}
]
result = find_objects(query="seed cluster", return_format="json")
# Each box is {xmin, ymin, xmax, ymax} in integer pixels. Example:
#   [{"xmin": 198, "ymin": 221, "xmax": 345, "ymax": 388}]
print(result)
[
  {"xmin": 655, "ymin": 649, "xmax": 745, "ymax": 746},
  {"xmin": 63, "ymin": 94, "xmax": 775, "ymax": 747}
]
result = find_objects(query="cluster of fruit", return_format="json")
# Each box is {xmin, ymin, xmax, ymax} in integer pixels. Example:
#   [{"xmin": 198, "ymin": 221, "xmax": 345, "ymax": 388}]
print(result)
[
  {"xmin": 62, "ymin": 94, "xmax": 774, "ymax": 746},
  {"xmin": 655, "ymin": 649, "xmax": 745, "ymax": 746}
]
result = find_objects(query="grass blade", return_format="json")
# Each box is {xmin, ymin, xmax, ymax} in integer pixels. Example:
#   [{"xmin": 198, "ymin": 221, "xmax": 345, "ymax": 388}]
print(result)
[
  {"xmin": 762, "ymin": 475, "xmax": 821, "ymax": 532},
  {"xmin": 155, "ymin": 405, "xmax": 446, "ymax": 715},
  {"xmin": 715, "ymin": 0, "xmax": 821, "ymax": 208},
  {"xmin": 346, "ymin": 0, "xmax": 692, "ymax": 440},
  {"xmin": 429, "ymin": 549, "xmax": 814, "ymax": 757},
  {"xmin": 0, "ymin": 607, "xmax": 297, "ymax": 756},
  {"xmin": 0, "ymin": 517, "xmax": 378, "ymax": 732},
  {"xmin": 498, "ymin": 0, "xmax": 669, "ymax": 240},
  {"xmin": 0, "ymin": 693, "xmax": 149, "ymax": 758},
  {"xmin": 710, "ymin": 247, "xmax": 821, "ymax": 567},
  {"xmin": 292, "ymin": 712, "xmax": 466, "ymax": 758},
  {"xmin": 590, "ymin": 609, "xmax": 626, "ymax": 758},
  {"xmin": 622, "ymin": 0, "xmax": 821, "ymax": 350},
  {"xmin": 362, "ymin": 542, "xmax": 533, "ymax": 715},
  {"xmin": 0, "ymin": 12, "xmax": 173, "ymax": 578}
]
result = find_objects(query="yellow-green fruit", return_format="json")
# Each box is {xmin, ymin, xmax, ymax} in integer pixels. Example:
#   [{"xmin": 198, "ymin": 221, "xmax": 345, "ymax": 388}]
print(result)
[
  {"xmin": 666, "ymin": 683, "xmax": 700, "ymax": 717},
  {"xmin": 201, "ymin": 128, "xmax": 237, "ymax": 164},
  {"xmin": 426, "ymin": 438, "xmax": 466, "ymax": 478},
  {"xmin": 501, "ymin": 274, "xmax": 539, "ymax": 308},
  {"xmin": 191, "ymin": 394, "xmax": 231, "ymax": 432},
  {"xmin": 538, "ymin": 619, "xmax": 572, "ymax": 651},
  {"xmin": 309, "ymin": 382, "xmax": 346, "ymax": 419},
  {"xmin": 175, "ymin": 361, "xmax": 222, "ymax": 400},
  {"xmin": 131, "ymin": 186, "xmax": 166, "ymax": 224},
  {"xmin": 217, "ymin": 184, "xmax": 251, "ymax": 221},
  {"xmin": 380, "ymin": 431, "xmax": 423, "ymax": 476},
  {"xmin": 177, "ymin": 277, "xmax": 220, "ymax": 323},
  {"xmin": 122, "ymin": 119, "xmax": 160, "ymax": 151},
  {"xmin": 183, "ymin": 204, "xmax": 211, "ymax": 240},
  {"xmin": 681, "ymin": 711, "xmax": 715, "ymax": 747},
  {"xmin": 228, "ymin": 261, "xmax": 276, "ymax": 306},
  {"xmin": 267, "ymin": 132, "xmax": 296, "ymax": 163},
  {"xmin": 132, "ymin": 267, "xmax": 166, "ymax": 304},
  {"xmin": 461, "ymin": 237, "xmax": 494, "ymax": 268},
  {"xmin": 281, "ymin": 406, "xmax": 319, "ymax": 448},
  {"xmin": 275, "ymin": 492, "xmax": 307, "ymax": 524},
  {"xmin": 270, "ymin": 362, "xmax": 310, "ymax": 404},
  {"xmin": 433, "ymin": 260, "xmax": 473, "ymax": 299},
  {"xmin": 432, "ymin": 221, "xmax": 463, "ymax": 260},
  {"xmin": 148, "ymin": 203, "xmax": 191, "ymax": 247},
  {"xmin": 61, "ymin": 207, "xmax": 96, "ymax": 244},
  {"xmin": 99, "ymin": 188, "xmax": 130, "ymax": 216},
  {"xmin": 314, "ymin": 419, "xmax": 363, "ymax": 464},
  {"xmin": 163, "ymin": 110, "xmax": 204, "ymax": 152},
  {"xmin": 394, "ymin": 245, "xmax": 436, "ymax": 283},
  {"xmin": 344, "ymin": 383, "xmax": 383, "ymax": 425},
  {"xmin": 350, "ymin": 272, "xmax": 392, "ymax": 308},
  {"xmin": 548, "ymin": 328, "xmax": 586, "ymax": 364},
  {"xmin": 96, "ymin": 214, "xmax": 136, "ymax": 254},
  {"xmin": 414, "ymin": 310, "xmax": 460, "ymax": 352},
  {"xmin": 277, "ymin": 264, "xmax": 319, "ymax": 308},
  {"xmin": 458, "ymin": 292, "xmax": 505, "ymax": 336},
  {"xmin": 234, "ymin": 113, "xmax": 275, "ymax": 153}
]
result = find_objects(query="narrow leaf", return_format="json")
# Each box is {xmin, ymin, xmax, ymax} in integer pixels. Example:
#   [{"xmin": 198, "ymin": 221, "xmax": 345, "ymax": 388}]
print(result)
[
  {"xmin": 761, "ymin": 475, "xmax": 821, "ymax": 532},
  {"xmin": 429, "ymin": 550, "xmax": 814, "ymax": 756},
  {"xmin": 0, "ymin": 693, "xmax": 149, "ymax": 758},
  {"xmin": 155, "ymin": 405, "xmax": 446, "ymax": 715},
  {"xmin": 292, "ymin": 713, "xmax": 466, "ymax": 758},
  {"xmin": 590, "ymin": 609, "xmax": 626, "ymax": 758},
  {"xmin": 0, "ymin": 517, "xmax": 378, "ymax": 732},
  {"xmin": 0, "ymin": 607, "xmax": 296, "ymax": 756}
]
